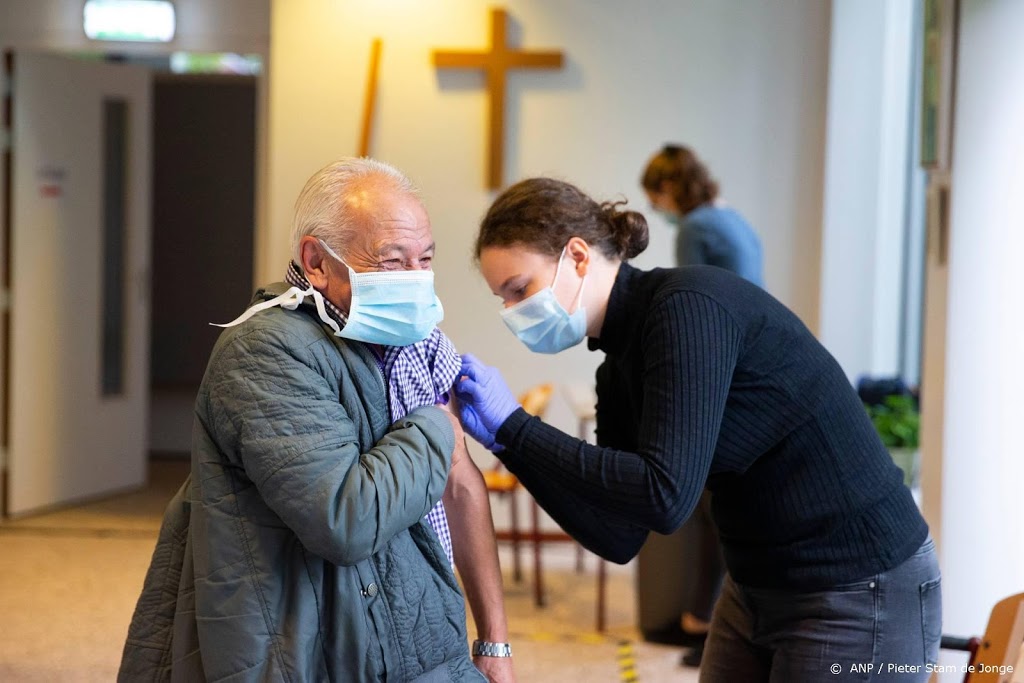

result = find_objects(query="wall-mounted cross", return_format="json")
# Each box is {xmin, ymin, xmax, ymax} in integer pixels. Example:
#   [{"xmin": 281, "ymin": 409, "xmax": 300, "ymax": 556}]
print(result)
[{"xmin": 433, "ymin": 8, "xmax": 564, "ymax": 189}]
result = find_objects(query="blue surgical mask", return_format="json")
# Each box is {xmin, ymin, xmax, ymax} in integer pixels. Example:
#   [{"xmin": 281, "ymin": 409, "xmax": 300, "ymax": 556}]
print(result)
[
  {"xmin": 654, "ymin": 207, "xmax": 681, "ymax": 226},
  {"xmin": 319, "ymin": 239, "xmax": 444, "ymax": 347},
  {"xmin": 211, "ymin": 242, "xmax": 444, "ymax": 348},
  {"xmin": 501, "ymin": 246, "xmax": 587, "ymax": 354}
]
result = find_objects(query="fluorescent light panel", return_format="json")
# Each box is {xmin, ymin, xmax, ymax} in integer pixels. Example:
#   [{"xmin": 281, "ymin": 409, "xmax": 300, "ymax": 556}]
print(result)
[{"xmin": 84, "ymin": 0, "xmax": 176, "ymax": 43}]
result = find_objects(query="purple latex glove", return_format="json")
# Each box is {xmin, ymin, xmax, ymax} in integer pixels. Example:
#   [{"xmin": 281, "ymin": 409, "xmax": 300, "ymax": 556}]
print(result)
[{"xmin": 453, "ymin": 353, "xmax": 520, "ymax": 452}]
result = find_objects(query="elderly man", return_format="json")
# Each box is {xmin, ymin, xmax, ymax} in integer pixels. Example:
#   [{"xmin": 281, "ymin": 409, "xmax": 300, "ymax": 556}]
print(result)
[{"xmin": 120, "ymin": 158, "xmax": 514, "ymax": 682}]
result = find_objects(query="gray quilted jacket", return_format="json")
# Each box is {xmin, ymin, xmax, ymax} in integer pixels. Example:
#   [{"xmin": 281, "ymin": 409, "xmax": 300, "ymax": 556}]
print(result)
[{"xmin": 119, "ymin": 284, "xmax": 484, "ymax": 682}]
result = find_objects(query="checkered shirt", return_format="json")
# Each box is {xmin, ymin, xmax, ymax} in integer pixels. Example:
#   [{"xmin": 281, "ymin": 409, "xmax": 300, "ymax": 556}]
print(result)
[{"xmin": 286, "ymin": 262, "xmax": 458, "ymax": 565}]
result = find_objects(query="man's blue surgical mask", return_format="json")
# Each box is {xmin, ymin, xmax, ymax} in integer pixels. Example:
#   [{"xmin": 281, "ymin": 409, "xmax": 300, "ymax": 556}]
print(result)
[
  {"xmin": 500, "ymin": 246, "xmax": 587, "ymax": 354},
  {"xmin": 319, "ymin": 239, "xmax": 444, "ymax": 347}
]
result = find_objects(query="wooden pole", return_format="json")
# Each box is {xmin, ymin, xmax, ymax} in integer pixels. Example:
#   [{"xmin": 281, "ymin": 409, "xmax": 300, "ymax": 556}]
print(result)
[{"xmin": 358, "ymin": 38, "xmax": 382, "ymax": 158}]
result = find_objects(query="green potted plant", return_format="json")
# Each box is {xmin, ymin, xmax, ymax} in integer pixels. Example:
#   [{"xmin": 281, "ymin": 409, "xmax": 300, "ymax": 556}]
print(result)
[{"xmin": 865, "ymin": 395, "xmax": 920, "ymax": 489}]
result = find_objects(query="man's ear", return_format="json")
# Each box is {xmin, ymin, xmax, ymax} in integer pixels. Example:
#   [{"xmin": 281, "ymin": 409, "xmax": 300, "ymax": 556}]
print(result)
[
  {"xmin": 299, "ymin": 236, "xmax": 329, "ymax": 289},
  {"xmin": 566, "ymin": 236, "xmax": 591, "ymax": 276}
]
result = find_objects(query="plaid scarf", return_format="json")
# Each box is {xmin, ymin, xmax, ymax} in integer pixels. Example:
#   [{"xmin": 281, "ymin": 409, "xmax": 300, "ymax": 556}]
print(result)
[{"xmin": 286, "ymin": 262, "xmax": 459, "ymax": 564}]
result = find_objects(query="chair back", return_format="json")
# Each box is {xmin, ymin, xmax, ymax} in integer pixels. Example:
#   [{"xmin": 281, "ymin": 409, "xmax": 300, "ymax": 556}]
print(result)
[
  {"xmin": 519, "ymin": 383, "xmax": 554, "ymax": 418},
  {"xmin": 970, "ymin": 591, "xmax": 1024, "ymax": 682},
  {"xmin": 487, "ymin": 383, "xmax": 554, "ymax": 480}
]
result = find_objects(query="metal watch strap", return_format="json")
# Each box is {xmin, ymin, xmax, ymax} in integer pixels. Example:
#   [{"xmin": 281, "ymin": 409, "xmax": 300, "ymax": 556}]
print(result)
[{"xmin": 472, "ymin": 640, "xmax": 513, "ymax": 658}]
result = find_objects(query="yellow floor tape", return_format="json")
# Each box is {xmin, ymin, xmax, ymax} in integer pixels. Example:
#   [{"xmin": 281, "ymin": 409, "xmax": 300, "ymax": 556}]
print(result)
[
  {"xmin": 617, "ymin": 640, "xmax": 639, "ymax": 682},
  {"xmin": 508, "ymin": 632, "xmax": 638, "ymax": 682}
]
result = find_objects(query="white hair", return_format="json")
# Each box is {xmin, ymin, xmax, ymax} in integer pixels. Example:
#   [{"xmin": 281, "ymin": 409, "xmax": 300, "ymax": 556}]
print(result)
[{"xmin": 289, "ymin": 157, "xmax": 420, "ymax": 266}]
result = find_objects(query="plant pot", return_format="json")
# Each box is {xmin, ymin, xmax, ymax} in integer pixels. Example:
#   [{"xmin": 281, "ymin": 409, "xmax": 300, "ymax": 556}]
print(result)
[{"xmin": 889, "ymin": 447, "xmax": 920, "ymax": 490}]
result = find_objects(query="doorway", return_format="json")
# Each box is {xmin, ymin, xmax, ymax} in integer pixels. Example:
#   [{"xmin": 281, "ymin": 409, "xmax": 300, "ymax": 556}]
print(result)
[
  {"xmin": 1, "ymin": 51, "xmax": 259, "ymax": 517},
  {"xmin": 148, "ymin": 71, "xmax": 257, "ymax": 460}
]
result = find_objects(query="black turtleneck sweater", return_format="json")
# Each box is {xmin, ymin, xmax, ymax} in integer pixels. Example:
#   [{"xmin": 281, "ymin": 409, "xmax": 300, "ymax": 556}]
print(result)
[{"xmin": 495, "ymin": 263, "xmax": 927, "ymax": 590}]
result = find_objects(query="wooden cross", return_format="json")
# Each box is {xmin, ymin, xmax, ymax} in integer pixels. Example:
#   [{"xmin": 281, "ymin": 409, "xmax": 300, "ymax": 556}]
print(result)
[{"xmin": 433, "ymin": 8, "xmax": 564, "ymax": 189}]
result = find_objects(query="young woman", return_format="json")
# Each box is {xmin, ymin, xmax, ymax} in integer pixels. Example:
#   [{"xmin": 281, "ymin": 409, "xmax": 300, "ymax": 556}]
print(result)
[
  {"xmin": 641, "ymin": 143, "xmax": 767, "ymax": 664},
  {"xmin": 454, "ymin": 177, "xmax": 941, "ymax": 682}
]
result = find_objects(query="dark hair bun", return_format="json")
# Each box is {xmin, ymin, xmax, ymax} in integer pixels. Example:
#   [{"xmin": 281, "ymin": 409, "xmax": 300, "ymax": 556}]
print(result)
[{"xmin": 601, "ymin": 201, "xmax": 650, "ymax": 260}]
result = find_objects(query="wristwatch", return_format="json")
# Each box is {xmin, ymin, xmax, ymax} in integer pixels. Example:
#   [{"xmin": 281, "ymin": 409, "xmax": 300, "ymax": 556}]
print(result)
[{"xmin": 472, "ymin": 640, "xmax": 513, "ymax": 658}]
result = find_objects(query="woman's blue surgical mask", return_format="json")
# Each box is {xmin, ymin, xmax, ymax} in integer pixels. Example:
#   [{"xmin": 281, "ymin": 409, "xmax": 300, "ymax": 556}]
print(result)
[
  {"xmin": 501, "ymin": 246, "xmax": 587, "ymax": 354},
  {"xmin": 319, "ymin": 239, "xmax": 444, "ymax": 347},
  {"xmin": 654, "ymin": 207, "xmax": 682, "ymax": 226}
]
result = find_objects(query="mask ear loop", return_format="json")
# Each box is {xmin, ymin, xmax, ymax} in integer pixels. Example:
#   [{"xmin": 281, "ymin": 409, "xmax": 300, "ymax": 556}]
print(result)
[
  {"xmin": 552, "ymin": 244, "xmax": 587, "ymax": 315},
  {"xmin": 316, "ymin": 236, "xmax": 361, "ymax": 309},
  {"xmin": 550, "ymin": 245, "xmax": 569, "ymax": 288},
  {"xmin": 310, "ymin": 289, "xmax": 343, "ymax": 336},
  {"xmin": 571, "ymin": 271, "xmax": 587, "ymax": 315},
  {"xmin": 211, "ymin": 285, "xmax": 313, "ymax": 328},
  {"xmin": 319, "ymin": 238, "xmax": 352, "ymax": 269}
]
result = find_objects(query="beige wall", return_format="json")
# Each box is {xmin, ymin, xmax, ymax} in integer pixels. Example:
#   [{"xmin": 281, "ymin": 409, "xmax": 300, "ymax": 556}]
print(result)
[{"xmin": 267, "ymin": 0, "xmax": 832, "ymax": 488}]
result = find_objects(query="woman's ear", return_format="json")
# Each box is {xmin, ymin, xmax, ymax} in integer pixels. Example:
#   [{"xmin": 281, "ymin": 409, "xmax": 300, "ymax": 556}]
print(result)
[
  {"xmin": 566, "ymin": 236, "xmax": 591, "ymax": 276},
  {"xmin": 299, "ymin": 236, "xmax": 329, "ymax": 289}
]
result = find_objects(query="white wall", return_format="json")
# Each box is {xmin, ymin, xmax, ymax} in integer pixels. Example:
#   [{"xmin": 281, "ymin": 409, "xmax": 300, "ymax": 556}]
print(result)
[
  {"xmin": 818, "ymin": 0, "xmax": 916, "ymax": 381},
  {"xmin": 934, "ymin": 0, "xmax": 1024, "ymax": 637},
  {"xmin": 0, "ymin": 0, "xmax": 271, "ymax": 467},
  {"xmin": 267, "ymin": 0, "xmax": 831, "ymax": 513}
]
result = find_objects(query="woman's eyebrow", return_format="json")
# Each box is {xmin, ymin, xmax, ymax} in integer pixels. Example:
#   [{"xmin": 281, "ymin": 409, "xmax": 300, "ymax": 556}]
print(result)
[{"xmin": 499, "ymin": 275, "xmax": 523, "ymax": 293}]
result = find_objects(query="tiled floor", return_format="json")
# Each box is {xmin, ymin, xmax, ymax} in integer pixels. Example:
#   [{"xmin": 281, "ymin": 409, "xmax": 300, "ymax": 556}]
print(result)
[{"xmin": 0, "ymin": 459, "xmax": 698, "ymax": 682}]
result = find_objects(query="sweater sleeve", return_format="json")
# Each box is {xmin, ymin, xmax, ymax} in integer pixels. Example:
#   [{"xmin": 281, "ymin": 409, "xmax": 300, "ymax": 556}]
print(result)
[
  {"xmin": 492, "ymin": 433, "xmax": 650, "ymax": 564},
  {"xmin": 496, "ymin": 292, "xmax": 742, "ymax": 560}
]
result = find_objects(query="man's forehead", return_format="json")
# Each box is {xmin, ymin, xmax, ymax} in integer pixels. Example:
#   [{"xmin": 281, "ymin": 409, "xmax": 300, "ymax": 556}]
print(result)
[
  {"xmin": 342, "ymin": 181, "xmax": 423, "ymax": 218},
  {"xmin": 346, "ymin": 188, "xmax": 432, "ymax": 251}
]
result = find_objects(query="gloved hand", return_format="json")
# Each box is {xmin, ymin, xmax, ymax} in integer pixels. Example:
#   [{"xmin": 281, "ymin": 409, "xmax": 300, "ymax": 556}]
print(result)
[{"xmin": 453, "ymin": 353, "xmax": 520, "ymax": 452}]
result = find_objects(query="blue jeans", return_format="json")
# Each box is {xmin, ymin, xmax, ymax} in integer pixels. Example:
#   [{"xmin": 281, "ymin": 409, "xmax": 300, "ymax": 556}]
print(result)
[{"xmin": 700, "ymin": 537, "xmax": 942, "ymax": 682}]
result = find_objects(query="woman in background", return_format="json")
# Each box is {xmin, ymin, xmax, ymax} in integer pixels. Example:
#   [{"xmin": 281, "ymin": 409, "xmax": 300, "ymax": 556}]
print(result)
[{"xmin": 642, "ymin": 144, "xmax": 764, "ymax": 286}]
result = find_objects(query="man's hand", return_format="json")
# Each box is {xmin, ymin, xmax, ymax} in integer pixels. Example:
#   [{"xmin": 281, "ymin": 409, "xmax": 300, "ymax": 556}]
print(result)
[{"xmin": 473, "ymin": 655, "xmax": 516, "ymax": 683}]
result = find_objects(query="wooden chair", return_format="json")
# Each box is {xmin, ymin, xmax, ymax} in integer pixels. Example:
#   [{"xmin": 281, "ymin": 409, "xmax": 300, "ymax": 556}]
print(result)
[
  {"xmin": 941, "ymin": 591, "xmax": 1024, "ymax": 683},
  {"xmin": 486, "ymin": 381, "xmax": 611, "ymax": 632},
  {"xmin": 483, "ymin": 383, "xmax": 554, "ymax": 605},
  {"xmin": 561, "ymin": 383, "xmax": 610, "ymax": 632}
]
